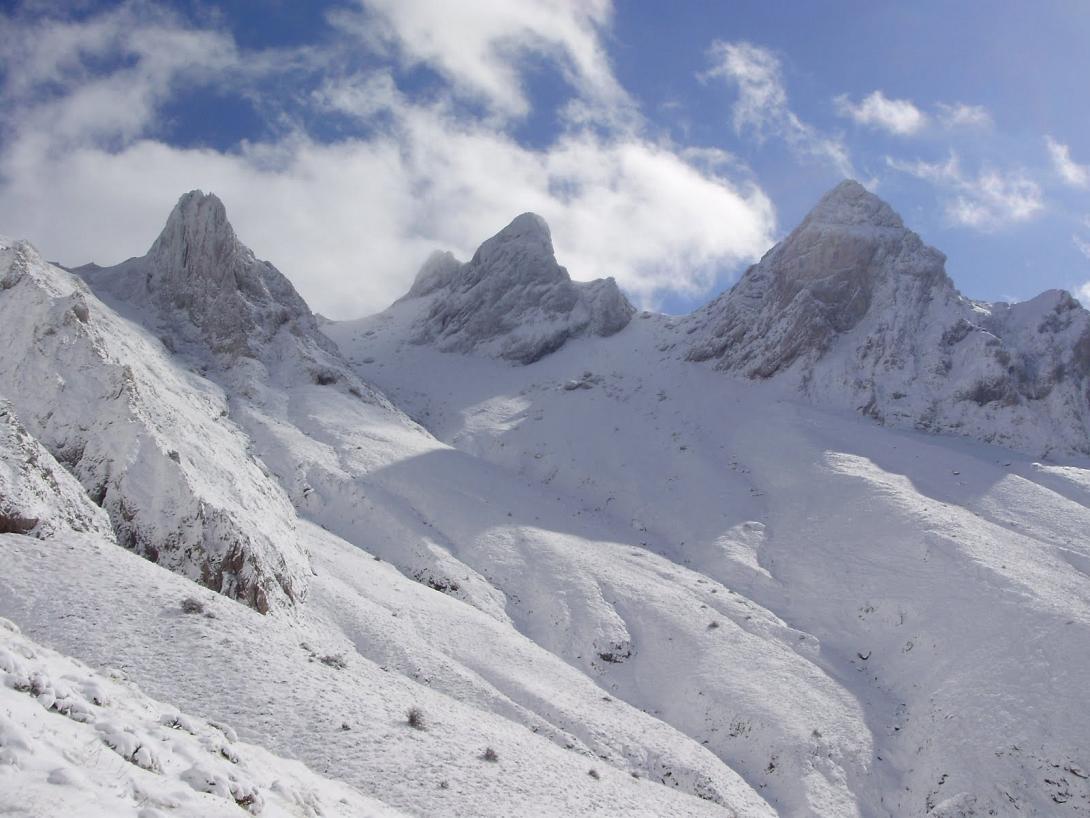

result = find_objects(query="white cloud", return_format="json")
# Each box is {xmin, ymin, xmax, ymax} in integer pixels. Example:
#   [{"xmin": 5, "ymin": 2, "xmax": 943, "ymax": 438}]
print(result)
[
  {"xmin": 0, "ymin": 5, "xmax": 777, "ymax": 319},
  {"xmin": 935, "ymin": 102, "xmax": 992, "ymax": 128},
  {"xmin": 887, "ymin": 153, "xmax": 1043, "ymax": 230},
  {"xmin": 1075, "ymin": 276, "xmax": 1090, "ymax": 307},
  {"xmin": 702, "ymin": 41, "xmax": 853, "ymax": 177},
  {"xmin": 1074, "ymin": 234, "xmax": 1090, "ymax": 260},
  {"xmin": 835, "ymin": 90, "xmax": 927, "ymax": 136},
  {"xmin": 0, "ymin": 4, "xmax": 242, "ymax": 146},
  {"xmin": 1045, "ymin": 136, "xmax": 1090, "ymax": 188},
  {"xmin": 332, "ymin": 0, "xmax": 634, "ymax": 125}
]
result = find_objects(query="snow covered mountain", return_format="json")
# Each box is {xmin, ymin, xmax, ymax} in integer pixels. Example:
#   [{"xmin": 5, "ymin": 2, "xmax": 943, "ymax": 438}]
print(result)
[
  {"xmin": 0, "ymin": 236, "xmax": 308, "ymax": 613},
  {"xmin": 2, "ymin": 183, "xmax": 1090, "ymax": 817},
  {"xmin": 688, "ymin": 179, "xmax": 1090, "ymax": 456},
  {"xmin": 399, "ymin": 212, "xmax": 634, "ymax": 364}
]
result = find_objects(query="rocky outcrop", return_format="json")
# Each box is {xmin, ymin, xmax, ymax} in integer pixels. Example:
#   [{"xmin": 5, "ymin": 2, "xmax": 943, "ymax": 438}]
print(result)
[
  {"xmin": 0, "ymin": 237, "xmax": 309, "ymax": 612},
  {"xmin": 79, "ymin": 192, "xmax": 326, "ymax": 358},
  {"xmin": 401, "ymin": 213, "xmax": 634, "ymax": 364},
  {"xmin": 76, "ymin": 191, "xmax": 389, "ymax": 405},
  {"xmin": 688, "ymin": 180, "xmax": 1090, "ymax": 456}
]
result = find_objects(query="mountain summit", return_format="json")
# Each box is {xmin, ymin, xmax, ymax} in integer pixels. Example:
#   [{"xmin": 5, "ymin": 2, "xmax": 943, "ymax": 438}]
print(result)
[
  {"xmin": 80, "ymin": 190, "xmax": 331, "ymax": 363},
  {"xmin": 688, "ymin": 179, "xmax": 950, "ymax": 378},
  {"xmin": 398, "ymin": 212, "xmax": 635, "ymax": 364},
  {"xmin": 689, "ymin": 179, "xmax": 1090, "ymax": 455}
]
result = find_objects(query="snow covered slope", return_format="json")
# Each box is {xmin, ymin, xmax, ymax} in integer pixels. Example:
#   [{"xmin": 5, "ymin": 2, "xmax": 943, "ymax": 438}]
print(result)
[
  {"xmin": 0, "ymin": 617, "xmax": 402, "ymax": 818},
  {"xmin": 688, "ymin": 180, "xmax": 1090, "ymax": 456},
  {"xmin": 0, "ymin": 237, "xmax": 308, "ymax": 612},
  {"xmin": 0, "ymin": 523, "xmax": 775, "ymax": 817},
  {"xmin": 3, "ymin": 179, "xmax": 1090, "ymax": 818},
  {"xmin": 398, "ymin": 213, "xmax": 634, "ymax": 364},
  {"xmin": 329, "ymin": 275, "xmax": 1090, "ymax": 817},
  {"xmin": 71, "ymin": 198, "xmax": 835, "ymax": 814}
]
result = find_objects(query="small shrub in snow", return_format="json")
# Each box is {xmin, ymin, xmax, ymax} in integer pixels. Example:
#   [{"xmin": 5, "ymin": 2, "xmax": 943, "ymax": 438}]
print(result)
[
  {"xmin": 707, "ymin": 621, "xmax": 720, "ymax": 630},
  {"xmin": 407, "ymin": 707, "xmax": 426, "ymax": 730},
  {"xmin": 482, "ymin": 747, "xmax": 498, "ymax": 763},
  {"xmin": 588, "ymin": 768, "xmax": 600, "ymax": 780},
  {"xmin": 319, "ymin": 653, "xmax": 347, "ymax": 670},
  {"xmin": 180, "ymin": 597, "xmax": 204, "ymax": 615}
]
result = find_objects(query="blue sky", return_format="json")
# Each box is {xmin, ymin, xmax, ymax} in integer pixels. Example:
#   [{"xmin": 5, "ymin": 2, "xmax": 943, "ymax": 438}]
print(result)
[{"xmin": 1, "ymin": 1, "xmax": 1088, "ymax": 318}]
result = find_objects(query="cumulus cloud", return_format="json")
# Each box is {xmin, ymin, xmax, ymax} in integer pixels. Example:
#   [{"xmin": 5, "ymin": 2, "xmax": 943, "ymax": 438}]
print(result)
[
  {"xmin": 1045, "ymin": 136, "xmax": 1090, "ymax": 188},
  {"xmin": 835, "ymin": 91, "xmax": 927, "ymax": 136},
  {"xmin": 887, "ymin": 153, "xmax": 1043, "ymax": 230},
  {"xmin": 702, "ymin": 41, "xmax": 853, "ymax": 177},
  {"xmin": 331, "ymin": 0, "xmax": 634, "ymax": 125},
  {"xmin": 0, "ymin": 2, "xmax": 776, "ymax": 318}
]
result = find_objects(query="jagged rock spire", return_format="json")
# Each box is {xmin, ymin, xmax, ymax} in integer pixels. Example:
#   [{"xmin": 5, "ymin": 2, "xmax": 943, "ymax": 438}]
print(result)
[{"xmin": 399, "ymin": 212, "xmax": 634, "ymax": 364}]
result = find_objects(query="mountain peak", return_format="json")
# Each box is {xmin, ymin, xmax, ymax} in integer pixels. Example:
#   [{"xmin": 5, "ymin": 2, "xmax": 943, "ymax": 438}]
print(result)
[
  {"xmin": 78, "ymin": 190, "xmax": 335, "ymax": 361},
  {"xmin": 688, "ymin": 180, "xmax": 948, "ymax": 377},
  {"xmin": 492, "ymin": 212, "xmax": 552, "ymax": 244},
  {"xmin": 469, "ymin": 212, "xmax": 557, "ymax": 278},
  {"xmin": 396, "ymin": 213, "xmax": 633, "ymax": 364},
  {"xmin": 804, "ymin": 179, "xmax": 904, "ymax": 230},
  {"xmin": 149, "ymin": 190, "xmax": 241, "ymax": 272}
]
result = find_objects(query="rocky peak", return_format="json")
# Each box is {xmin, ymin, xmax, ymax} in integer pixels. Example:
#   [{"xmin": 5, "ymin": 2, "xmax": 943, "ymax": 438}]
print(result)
[
  {"xmin": 470, "ymin": 212, "xmax": 556, "ymax": 272},
  {"xmin": 688, "ymin": 179, "xmax": 950, "ymax": 377},
  {"xmin": 148, "ymin": 190, "xmax": 242, "ymax": 282},
  {"xmin": 803, "ymin": 179, "xmax": 904, "ymax": 230},
  {"xmin": 406, "ymin": 250, "xmax": 461, "ymax": 299},
  {"xmin": 399, "ymin": 213, "xmax": 634, "ymax": 364},
  {"xmin": 79, "ymin": 191, "xmax": 333, "ymax": 363},
  {"xmin": 687, "ymin": 179, "xmax": 1090, "ymax": 456}
]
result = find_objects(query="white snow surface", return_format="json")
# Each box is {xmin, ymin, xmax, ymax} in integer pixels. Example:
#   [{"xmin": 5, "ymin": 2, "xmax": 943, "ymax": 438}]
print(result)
[
  {"xmin": 1, "ymin": 183, "xmax": 1089, "ymax": 817},
  {"xmin": 0, "ymin": 616, "xmax": 402, "ymax": 818},
  {"xmin": 328, "ymin": 296, "xmax": 1090, "ymax": 816}
]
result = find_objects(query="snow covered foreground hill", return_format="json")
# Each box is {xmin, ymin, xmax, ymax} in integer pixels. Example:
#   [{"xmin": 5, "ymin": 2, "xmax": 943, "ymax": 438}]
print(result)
[{"xmin": 1, "ymin": 183, "xmax": 1089, "ymax": 817}]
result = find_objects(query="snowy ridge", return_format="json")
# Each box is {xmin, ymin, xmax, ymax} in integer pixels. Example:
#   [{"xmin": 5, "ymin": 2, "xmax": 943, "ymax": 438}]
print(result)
[
  {"xmin": 688, "ymin": 180, "xmax": 1090, "ymax": 456},
  {"xmin": 398, "ymin": 213, "xmax": 634, "ymax": 364},
  {"xmin": 0, "ymin": 238, "xmax": 309, "ymax": 613}
]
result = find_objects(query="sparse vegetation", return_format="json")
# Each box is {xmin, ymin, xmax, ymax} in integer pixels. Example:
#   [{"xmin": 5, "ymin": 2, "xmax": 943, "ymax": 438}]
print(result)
[
  {"xmin": 180, "ymin": 597, "xmax": 204, "ymax": 615},
  {"xmin": 319, "ymin": 653, "xmax": 347, "ymax": 669},
  {"xmin": 407, "ymin": 706, "xmax": 426, "ymax": 730},
  {"xmin": 588, "ymin": 768, "xmax": 600, "ymax": 780},
  {"xmin": 482, "ymin": 747, "xmax": 498, "ymax": 762}
]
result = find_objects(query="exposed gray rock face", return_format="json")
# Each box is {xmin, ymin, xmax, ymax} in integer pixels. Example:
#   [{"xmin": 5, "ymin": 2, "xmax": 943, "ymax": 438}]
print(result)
[
  {"xmin": 80, "ymin": 192, "xmax": 326, "ymax": 358},
  {"xmin": 402, "ymin": 213, "xmax": 634, "ymax": 364},
  {"xmin": 77, "ymin": 191, "xmax": 391, "ymax": 402},
  {"xmin": 688, "ymin": 180, "xmax": 1090, "ymax": 456}
]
